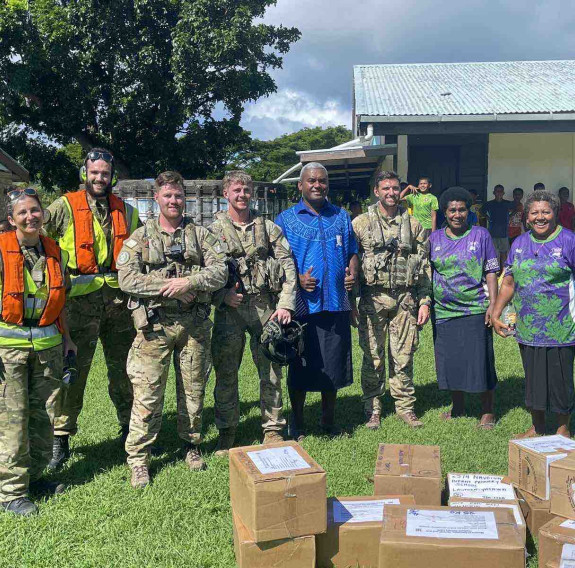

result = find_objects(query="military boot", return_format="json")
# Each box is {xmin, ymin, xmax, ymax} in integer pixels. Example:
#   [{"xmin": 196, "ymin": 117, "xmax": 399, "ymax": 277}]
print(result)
[
  {"xmin": 29, "ymin": 480, "xmax": 67, "ymax": 496},
  {"xmin": 47, "ymin": 435, "xmax": 70, "ymax": 471},
  {"xmin": 365, "ymin": 412, "xmax": 381, "ymax": 430},
  {"xmin": 1, "ymin": 497, "xmax": 38, "ymax": 516},
  {"xmin": 263, "ymin": 431, "xmax": 284, "ymax": 445},
  {"xmin": 130, "ymin": 465, "xmax": 150, "ymax": 489},
  {"xmin": 183, "ymin": 444, "xmax": 206, "ymax": 471},
  {"xmin": 214, "ymin": 428, "xmax": 236, "ymax": 457},
  {"xmin": 397, "ymin": 411, "xmax": 423, "ymax": 429}
]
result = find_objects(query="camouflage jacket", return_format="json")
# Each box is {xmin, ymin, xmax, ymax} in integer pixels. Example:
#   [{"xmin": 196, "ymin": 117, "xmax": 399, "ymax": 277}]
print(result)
[
  {"xmin": 352, "ymin": 204, "xmax": 431, "ymax": 303},
  {"xmin": 208, "ymin": 210, "xmax": 297, "ymax": 312},
  {"xmin": 117, "ymin": 217, "xmax": 227, "ymax": 309}
]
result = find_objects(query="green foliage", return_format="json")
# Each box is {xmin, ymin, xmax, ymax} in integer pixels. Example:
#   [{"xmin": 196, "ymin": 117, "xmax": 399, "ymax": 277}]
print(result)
[
  {"xmin": 516, "ymin": 313, "xmax": 538, "ymax": 343},
  {"xmin": 464, "ymin": 256, "xmax": 483, "ymax": 283},
  {"xmin": 545, "ymin": 315, "xmax": 572, "ymax": 344},
  {"xmin": 513, "ymin": 259, "xmax": 539, "ymax": 288},
  {"xmin": 231, "ymin": 125, "xmax": 352, "ymax": 182},
  {"xmin": 533, "ymin": 293, "xmax": 563, "ymax": 318},
  {"xmin": 0, "ymin": 0, "xmax": 300, "ymax": 185}
]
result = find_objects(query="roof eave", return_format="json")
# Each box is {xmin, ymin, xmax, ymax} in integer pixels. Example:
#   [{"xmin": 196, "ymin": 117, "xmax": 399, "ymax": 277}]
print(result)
[{"xmin": 358, "ymin": 112, "xmax": 575, "ymax": 124}]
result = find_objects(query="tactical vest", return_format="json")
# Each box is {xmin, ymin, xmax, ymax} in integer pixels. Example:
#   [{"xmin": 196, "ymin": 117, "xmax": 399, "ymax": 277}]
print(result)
[
  {"xmin": 214, "ymin": 210, "xmax": 284, "ymax": 294},
  {"xmin": 140, "ymin": 218, "xmax": 210, "ymax": 305},
  {"xmin": 0, "ymin": 232, "xmax": 66, "ymax": 350},
  {"xmin": 361, "ymin": 204, "xmax": 422, "ymax": 289},
  {"xmin": 60, "ymin": 190, "xmax": 139, "ymax": 297}
]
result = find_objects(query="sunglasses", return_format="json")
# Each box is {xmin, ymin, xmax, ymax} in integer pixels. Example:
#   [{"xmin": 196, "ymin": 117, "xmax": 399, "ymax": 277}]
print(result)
[
  {"xmin": 8, "ymin": 187, "xmax": 38, "ymax": 200},
  {"xmin": 86, "ymin": 151, "xmax": 114, "ymax": 163}
]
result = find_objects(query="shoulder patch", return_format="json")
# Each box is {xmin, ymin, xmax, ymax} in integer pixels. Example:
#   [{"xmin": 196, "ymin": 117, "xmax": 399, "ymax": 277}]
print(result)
[
  {"xmin": 116, "ymin": 250, "xmax": 131, "ymax": 266},
  {"xmin": 124, "ymin": 239, "xmax": 138, "ymax": 249}
]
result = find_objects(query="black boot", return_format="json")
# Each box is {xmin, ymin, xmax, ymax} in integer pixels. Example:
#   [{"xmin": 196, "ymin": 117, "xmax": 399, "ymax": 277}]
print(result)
[
  {"xmin": 29, "ymin": 480, "xmax": 67, "ymax": 496},
  {"xmin": 1, "ymin": 497, "xmax": 38, "ymax": 516},
  {"xmin": 47, "ymin": 435, "xmax": 70, "ymax": 471}
]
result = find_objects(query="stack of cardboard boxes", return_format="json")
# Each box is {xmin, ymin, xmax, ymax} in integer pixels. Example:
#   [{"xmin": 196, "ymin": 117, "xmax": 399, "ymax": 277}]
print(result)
[
  {"xmin": 230, "ymin": 440, "xmax": 534, "ymax": 567},
  {"xmin": 506, "ymin": 434, "xmax": 575, "ymax": 567}
]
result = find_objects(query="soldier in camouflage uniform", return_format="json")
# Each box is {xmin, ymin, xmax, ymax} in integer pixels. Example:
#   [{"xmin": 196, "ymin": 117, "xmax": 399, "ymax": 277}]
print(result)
[
  {"xmin": 209, "ymin": 171, "xmax": 297, "ymax": 455},
  {"xmin": 352, "ymin": 170, "xmax": 432, "ymax": 430},
  {"xmin": 117, "ymin": 171, "xmax": 227, "ymax": 489},
  {"xmin": 44, "ymin": 149, "xmax": 140, "ymax": 470}
]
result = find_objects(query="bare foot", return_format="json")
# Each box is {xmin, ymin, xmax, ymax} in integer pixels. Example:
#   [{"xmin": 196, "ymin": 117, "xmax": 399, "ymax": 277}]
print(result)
[
  {"xmin": 477, "ymin": 413, "xmax": 496, "ymax": 430},
  {"xmin": 514, "ymin": 426, "xmax": 541, "ymax": 439},
  {"xmin": 556, "ymin": 425, "xmax": 571, "ymax": 438}
]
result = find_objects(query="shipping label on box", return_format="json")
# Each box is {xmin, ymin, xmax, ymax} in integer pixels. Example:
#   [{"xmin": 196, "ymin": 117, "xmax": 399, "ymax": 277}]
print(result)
[
  {"xmin": 539, "ymin": 517, "xmax": 575, "ymax": 568},
  {"xmin": 448, "ymin": 497, "xmax": 526, "ymax": 543},
  {"xmin": 448, "ymin": 473, "xmax": 516, "ymax": 500},
  {"xmin": 378, "ymin": 505, "xmax": 525, "ymax": 568},
  {"xmin": 232, "ymin": 512, "xmax": 315, "ymax": 568},
  {"xmin": 374, "ymin": 444, "xmax": 441, "ymax": 505},
  {"xmin": 551, "ymin": 454, "xmax": 575, "ymax": 521},
  {"xmin": 508, "ymin": 435, "xmax": 575, "ymax": 500},
  {"xmin": 229, "ymin": 441, "xmax": 327, "ymax": 543},
  {"xmin": 317, "ymin": 495, "xmax": 415, "ymax": 568}
]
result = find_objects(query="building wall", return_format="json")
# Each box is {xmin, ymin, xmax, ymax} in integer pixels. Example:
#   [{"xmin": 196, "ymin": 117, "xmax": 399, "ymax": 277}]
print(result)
[{"xmin": 487, "ymin": 133, "xmax": 575, "ymax": 196}]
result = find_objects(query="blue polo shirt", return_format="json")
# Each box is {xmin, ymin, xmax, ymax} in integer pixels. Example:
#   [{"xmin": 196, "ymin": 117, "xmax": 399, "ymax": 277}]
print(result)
[{"xmin": 276, "ymin": 199, "xmax": 357, "ymax": 316}]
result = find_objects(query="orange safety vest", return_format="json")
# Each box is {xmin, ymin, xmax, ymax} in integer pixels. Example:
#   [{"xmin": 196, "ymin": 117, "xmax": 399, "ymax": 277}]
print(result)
[
  {"xmin": 64, "ymin": 190, "xmax": 129, "ymax": 273},
  {"xmin": 0, "ymin": 231, "xmax": 65, "ymax": 327}
]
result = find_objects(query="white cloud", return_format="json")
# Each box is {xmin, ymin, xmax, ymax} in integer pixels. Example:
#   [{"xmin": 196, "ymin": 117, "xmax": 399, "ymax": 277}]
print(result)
[{"xmin": 242, "ymin": 89, "xmax": 350, "ymax": 139}]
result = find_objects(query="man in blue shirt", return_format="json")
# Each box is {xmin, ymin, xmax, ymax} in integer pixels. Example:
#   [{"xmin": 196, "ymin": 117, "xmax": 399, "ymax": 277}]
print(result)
[
  {"xmin": 483, "ymin": 185, "xmax": 513, "ymax": 272},
  {"xmin": 276, "ymin": 162, "xmax": 358, "ymax": 438}
]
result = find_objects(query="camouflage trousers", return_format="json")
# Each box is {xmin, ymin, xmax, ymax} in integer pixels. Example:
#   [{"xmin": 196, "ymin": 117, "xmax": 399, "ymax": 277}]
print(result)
[
  {"xmin": 126, "ymin": 312, "xmax": 212, "ymax": 467},
  {"xmin": 0, "ymin": 346, "xmax": 63, "ymax": 502},
  {"xmin": 212, "ymin": 293, "xmax": 286, "ymax": 433},
  {"xmin": 54, "ymin": 285, "xmax": 135, "ymax": 436},
  {"xmin": 358, "ymin": 289, "xmax": 420, "ymax": 415}
]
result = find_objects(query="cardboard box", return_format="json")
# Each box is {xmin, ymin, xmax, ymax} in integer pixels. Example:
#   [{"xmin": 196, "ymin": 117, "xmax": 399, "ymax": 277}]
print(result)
[
  {"xmin": 316, "ymin": 495, "xmax": 416, "ymax": 568},
  {"xmin": 373, "ymin": 444, "xmax": 441, "ymax": 505},
  {"xmin": 448, "ymin": 472, "xmax": 517, "ymax": 501},
  {"xmin": 538, "ymin": 517, "xmax": 575, "ymax": 568},
  {"xmin": 232, "ymin": 512, "xmax": 315, "ymax": 568},
  {"xmin": 508, "ymin": 435, "xmax": 575, "ymax": 500},
  {"xmin": 229, "ymin": 441, "xmax": 327, "ymax": 542},
  {"xmin": 550, "ymin": 453, "xmax": 575, "ymax": 520},
  {"xmin": 515, "ymin": 488, "xmax": 557, "ymax": 539},
  {"xmin": 448, "ymin": 496, "xmax": 526, "ymax": 543},
  {"xmin": 378, "ymin": 505, "xmax": 525, "ymax": 568}
]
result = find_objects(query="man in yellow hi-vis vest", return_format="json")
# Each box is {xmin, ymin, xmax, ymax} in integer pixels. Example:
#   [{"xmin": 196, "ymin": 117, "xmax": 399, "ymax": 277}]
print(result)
[{"xmin": 44, "ymin": 148, "xmax": 140, "ymax": 470}]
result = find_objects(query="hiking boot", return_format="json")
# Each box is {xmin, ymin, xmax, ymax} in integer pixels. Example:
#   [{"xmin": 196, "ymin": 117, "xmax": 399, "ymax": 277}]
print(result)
[
  {"xmin": 397, "ymin": 411, "xmax": 423, "ymax": 428},
  {"xmin": 184, "ymin": 444, "xmax": 206, "ymax": 471},
  {"xmin": 29, "ymin": 480, "xmax": 67, "ymax": 496},
  {"xmin": 365, "ymin": 412, "xmax": 381, "ymax": 430},
  {"xmin": 119, "ymin": 425, "xmax": 130, "ymax": 445},
  {"xmin": 1, "ymin": 497, "xmax": 38, "ymax": 516},
  {"xmin": 130, "ymin": 465, "xmax": 150, "ymax": 489},
  {"xmin": 214, "ymin": 428, "xmax": 236, "ymax": 457},
  {"xmin": 47, "ymin": 435, "xmax": 70, "ymax": 472},
  {"xmin": 263, "ymin": 431, "xmax": 284, "ymax": 445}
]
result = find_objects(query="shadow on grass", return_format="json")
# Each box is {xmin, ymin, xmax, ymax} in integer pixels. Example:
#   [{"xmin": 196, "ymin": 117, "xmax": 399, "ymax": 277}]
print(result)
[{"xmin": 56, "ymin": 373, "xmax": 535, "ymax": 485}]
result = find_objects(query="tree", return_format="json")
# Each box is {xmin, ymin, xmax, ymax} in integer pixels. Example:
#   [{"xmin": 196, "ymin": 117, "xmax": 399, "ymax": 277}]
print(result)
[
  {"xmin": 233, "ymin": 125, "xmax": 352, "ymax": 183},
  {"xmin": 0, "ymin": 0, "xmax": 300, "ymax": 187}
]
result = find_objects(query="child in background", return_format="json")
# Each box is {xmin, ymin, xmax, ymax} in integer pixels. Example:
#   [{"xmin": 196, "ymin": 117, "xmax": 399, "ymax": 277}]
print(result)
[
  {"xmin": 508, "ymin": 187, "xmax": 524, "ymax": 245},
  {"xmin": 400, "ymin": 176, "xmax": 439, "ymax": 237}
]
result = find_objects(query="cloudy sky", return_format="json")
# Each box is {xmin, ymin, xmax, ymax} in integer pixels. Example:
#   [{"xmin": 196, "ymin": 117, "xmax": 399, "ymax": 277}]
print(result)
[{"xmin": 240, "ymin": 0, "xmax": 575, "ymax": 140}]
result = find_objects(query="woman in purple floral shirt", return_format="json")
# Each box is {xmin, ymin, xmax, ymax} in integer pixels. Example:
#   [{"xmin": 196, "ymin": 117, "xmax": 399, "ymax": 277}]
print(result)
[
  {"xmin": 493, "ymin": 191, "xmax": 575, "ymax": 438},
  {"xmin": 430, "ymin": 187, "xmax": 500, "ymax": 428}
]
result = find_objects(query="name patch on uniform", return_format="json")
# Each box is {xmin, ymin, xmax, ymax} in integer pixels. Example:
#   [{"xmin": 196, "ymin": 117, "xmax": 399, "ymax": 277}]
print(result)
[{"xmin": 124, "ymin": 239, "xmax": 138, "ymax": 249}]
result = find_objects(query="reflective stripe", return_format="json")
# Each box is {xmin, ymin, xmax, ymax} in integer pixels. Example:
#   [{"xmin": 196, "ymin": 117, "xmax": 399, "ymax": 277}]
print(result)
[
  {"xmin": 25, "ymin": 297, "xmax": 46, "ymax": 310},
  {"xmin": 0, "ymin": 323, "xmax": 60, "ymax": 340}
]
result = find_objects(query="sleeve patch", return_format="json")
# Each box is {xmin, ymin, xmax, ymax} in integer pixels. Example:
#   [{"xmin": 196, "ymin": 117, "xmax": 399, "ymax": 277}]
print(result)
[
  {"xmin": 124, "ymin": 239, "xmax": 137, "ymax": 249},
  {"xmin": 116, "ymin": 251, "xmax": 131, "ymax": 266}
]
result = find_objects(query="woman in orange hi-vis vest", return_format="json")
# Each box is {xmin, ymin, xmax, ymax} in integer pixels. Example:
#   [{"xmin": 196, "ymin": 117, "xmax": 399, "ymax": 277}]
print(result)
[{"xmin": 0, "ymin": 188, "xmax": 76, "ymax": 517}]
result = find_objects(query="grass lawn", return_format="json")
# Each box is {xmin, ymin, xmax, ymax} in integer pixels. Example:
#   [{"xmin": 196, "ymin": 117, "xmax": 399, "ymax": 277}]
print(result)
[{"xmin": 0, "ymin": 325, "xmax": 541, "ymax": 567}]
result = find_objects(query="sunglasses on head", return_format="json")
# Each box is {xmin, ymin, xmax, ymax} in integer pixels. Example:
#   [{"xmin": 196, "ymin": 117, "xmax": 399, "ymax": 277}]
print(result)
[
  {"xmin": 8, "ymin": 188, "xmax": 38, "ymax": 200},
  {"xmin": 86, "ymin": 151, "xmax": 114, "ymax": 163}
]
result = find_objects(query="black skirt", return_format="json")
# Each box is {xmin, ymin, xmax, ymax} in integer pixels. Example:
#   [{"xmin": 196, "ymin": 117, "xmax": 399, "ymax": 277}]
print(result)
[
  {"xmin": 519, "ymin": 344, "xmax": 575, "ymax": 414},
  {"xmin": 432, "ymin": 313, "xmax": 497, "ymax": 393},
  {"xmin": 288, "ymin": 311, "xmax": 353, "ymax": 392}
]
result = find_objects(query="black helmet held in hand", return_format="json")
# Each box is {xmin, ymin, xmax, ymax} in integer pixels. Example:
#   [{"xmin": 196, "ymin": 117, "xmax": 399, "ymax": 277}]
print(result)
[{"xmin": 260, "ymin": 319, "xmax": 305, "ymax": 366}]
